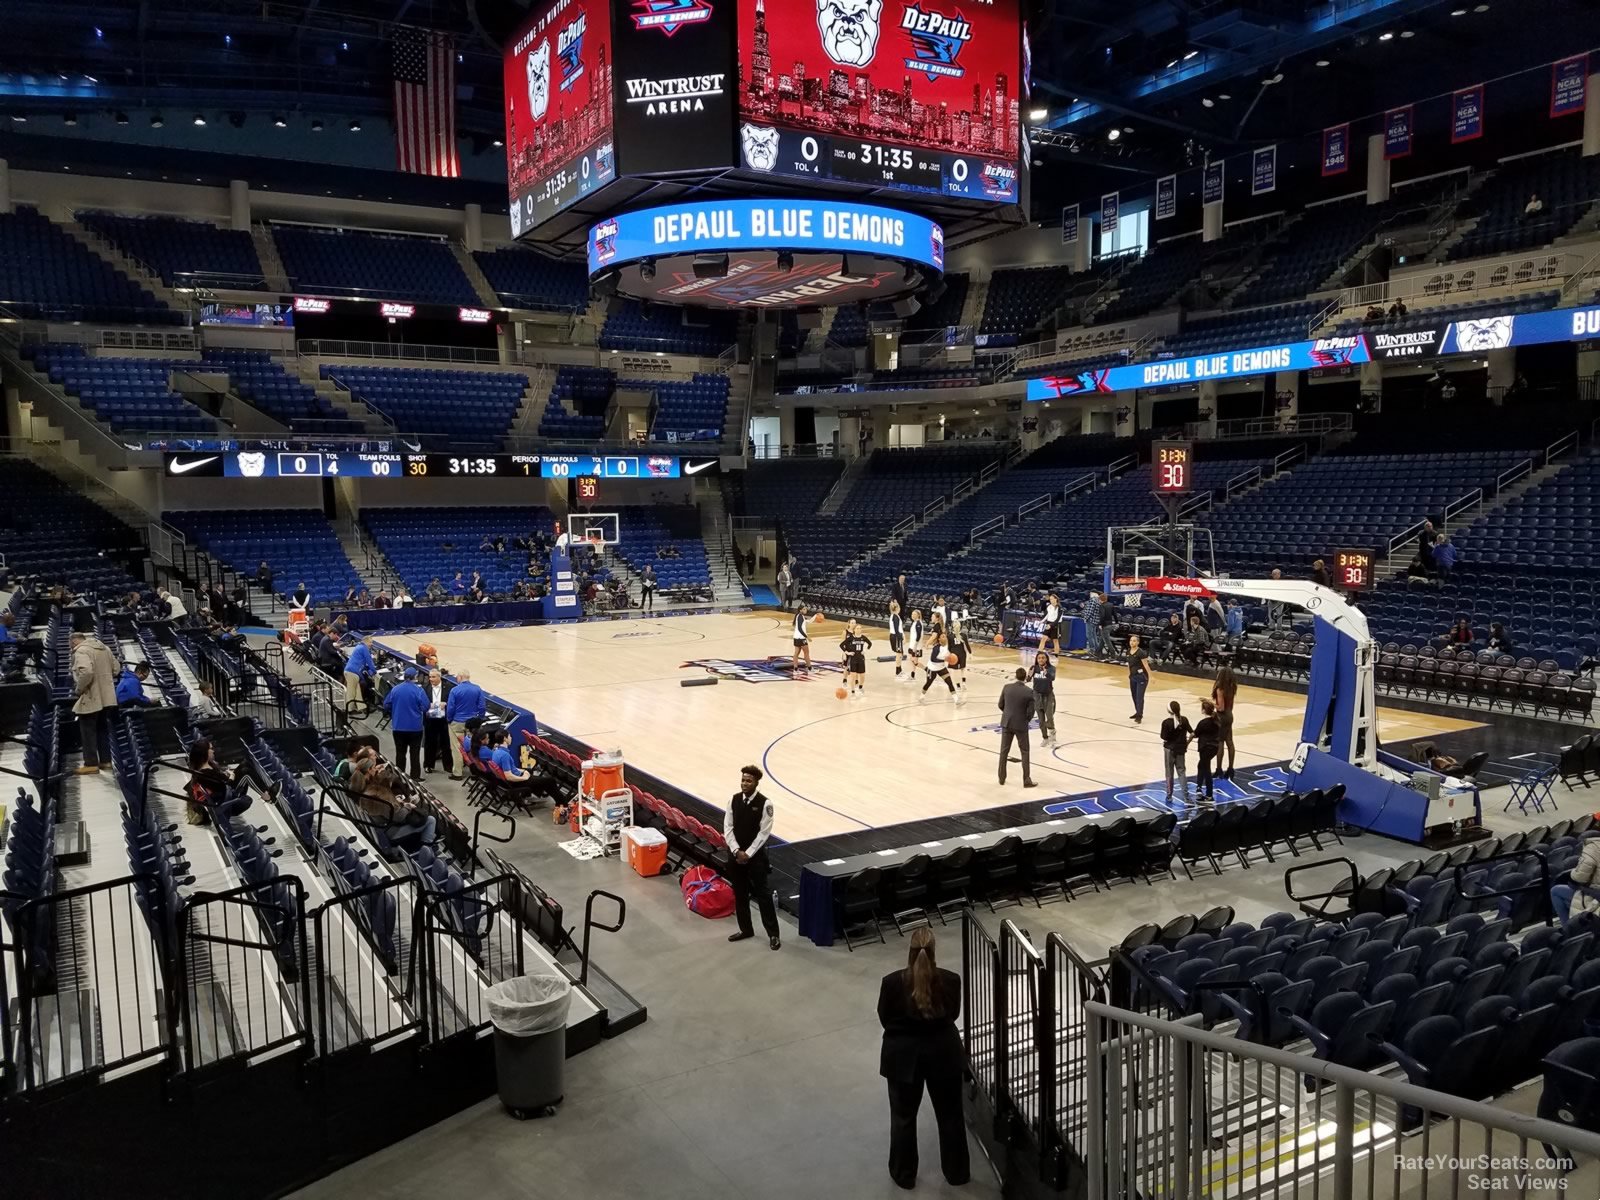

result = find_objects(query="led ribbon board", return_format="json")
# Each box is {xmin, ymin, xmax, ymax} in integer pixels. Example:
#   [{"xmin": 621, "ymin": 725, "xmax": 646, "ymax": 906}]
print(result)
[{"xmin": 588, "ymin": 197, "xmax": 943, "ymax": 309}]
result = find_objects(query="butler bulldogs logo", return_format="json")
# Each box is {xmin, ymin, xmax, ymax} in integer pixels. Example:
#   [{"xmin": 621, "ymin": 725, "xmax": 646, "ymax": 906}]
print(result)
[
  {"xmin": 741, "ymin": 124, "xmax": 780, "ymax": 172},
  {"xmin": 632, "ymin": 0, "xmax": 714, "ymax": 35},
  {"xmin": 901, "ymin": 4, "xmax": 971, "ymax": 79},
  {"xmin": 592, "ymin": 219, "xmax": 619, "ymax": 266},
  {"xmin": 236, "ymin": 451, "xmax": 267, "ymax": 478},
  {"xmin": 527, "ymin": 39, "xmax": 551, "ymax": 121},
  {"xmin": 819, "ymin": 0, "xmax": 883, "ymax": 67},
  {"xmin": 557, "ymin": 15, "xmax": 586, "ymax": 92},
  {"xmin": 1453, "ymin": 315, "xmax": 1514, "ymax": 351}
]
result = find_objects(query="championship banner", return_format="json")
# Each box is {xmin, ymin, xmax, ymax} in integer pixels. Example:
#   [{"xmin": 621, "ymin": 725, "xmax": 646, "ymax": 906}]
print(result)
[
  {"xmin": 1251, "ymin": 145, "xmax": 1276, "ymax": 196},
  {"xmin": 1061, "ymin": 203, "xmax": 1079, "ymax": 245},
  {"xmin": 1155, "ymin": 174, "xmax": 1177, "ymax": 221},
  {"xmin": 1321, "ymin": 124, "xmax": 1350, "ymax": 177},
  {"xmin": 1202, "ymin": 159, "xmax": 1224, "ymax": 206},
  {"xmin": 1101, "ymin": 192, "xmax": 1120, "ymax": 237},
  {"xmin": 1451, "ymin": 84, "xmax": 1484, "ymax": 144},
  {"xmin": 1383, "ymin": 106, "xmax": 1413, "ymax": 160},
  {"xmin": 1552, "ymin": 55, "xmax": 1589, "ymax": 118}
]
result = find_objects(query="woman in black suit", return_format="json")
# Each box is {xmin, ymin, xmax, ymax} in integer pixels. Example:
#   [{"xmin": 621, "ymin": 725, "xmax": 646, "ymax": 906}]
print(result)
[{"xmin": 878, "ymin": 927, "xmax": 969, "ymax": 1189}]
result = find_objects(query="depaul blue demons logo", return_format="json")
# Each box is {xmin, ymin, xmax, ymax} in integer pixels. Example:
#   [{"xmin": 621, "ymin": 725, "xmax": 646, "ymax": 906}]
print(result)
[
  {"xmin": 1309, "ymin": 336, "xmax": 1360, "ymax": 369},
  {"xmin": 930, "ymin": 224, "xmax": 944, "ymax": 270},
  {"xmin": 682, "ymin": 657, "xmax": 844, "ymax": 682},
  {"xmin": 1039, "ymin": 368, "xmax": 1113, "ymax": 396},
  {"xmin": 633, "ymin": 0, "xmax": 714, "ymax": 35},
  {"xmin": 593, "ymin": 219, "xmax": 619, "ymax": 266},
  {"xmin": 557, "ymin": 14, "xmax": 586, "ymax": 92},
  {"xmin": 902, "ymin": 4, "xmax": 972, "ymax": 79},
  {"xmin": 981, "ymin": 162, "xmax": 1018, "ymax": 199}
]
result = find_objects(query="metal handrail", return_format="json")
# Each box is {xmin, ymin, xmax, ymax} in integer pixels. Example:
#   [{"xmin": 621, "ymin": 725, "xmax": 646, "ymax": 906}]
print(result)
[
  {"xmin": 1019, "ymin": 494, "xmax": 1054, "ymax": 521},
  {"xmin": 1446, "ymin": 486, "xmax": 1484, "ymax": 524},
  {"xmin": 1495, "ymin": 457, "xmax": 1533, "ymax": 494},
  {"xmin": 1106, "ymin": 454, "xmax": 1138, "ymax": 478},
  {"xmin": 1273, "ymin": 443, "xmax": 1308, "ymax": 474},
  {"xmin": 1545, "ymin": 428, "xmax": 1580, "ymax": 464},
  {"xmin": 969, "ymin": 514, "xmax": 1006, "ymax": 545},
  {"xmin": 1224, "ymin": 465, "xmax": 1262, "ymax": 497}
]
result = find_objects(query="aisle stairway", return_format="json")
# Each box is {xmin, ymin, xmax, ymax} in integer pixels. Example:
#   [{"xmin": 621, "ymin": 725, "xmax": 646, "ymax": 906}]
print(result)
[{"xmin": 696, "ymin": 480, "xmax": 748, "ymax": 603}]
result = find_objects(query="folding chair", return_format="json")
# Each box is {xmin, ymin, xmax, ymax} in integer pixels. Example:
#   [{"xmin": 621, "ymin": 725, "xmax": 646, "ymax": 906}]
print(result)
[{"xmin": 1504, "ymin": 765, "xmax": 1556, "ymax": 815}]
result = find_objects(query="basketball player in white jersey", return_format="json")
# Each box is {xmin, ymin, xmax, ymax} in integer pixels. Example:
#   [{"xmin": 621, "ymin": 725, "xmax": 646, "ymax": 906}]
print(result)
[
  {"xmin": 1042, "ymin": 593, "xmax": 1063, "ymax": 657},
  {"xmin": 905, "ymin": 609, "xmax": 926, "ymax": 683},
  {"xmin": 919, "ymin": 631, "xmax": 957, "ymax": 701},
  {"xmin": 888, "ymin": 600, "xmax": 907, "ymax": 680},
  {"xmin": 791, "ymin": 604, "xmax": 821, "ymax": 673}
]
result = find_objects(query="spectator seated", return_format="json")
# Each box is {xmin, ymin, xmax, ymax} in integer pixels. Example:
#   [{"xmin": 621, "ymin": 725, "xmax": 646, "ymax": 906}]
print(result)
[
  {"xmin": 321, "ymin": 365, "xmax": 527, "ymax": 441},
  {"xmin": 273, "ymin": 225, "xmax": 478, "ymax": 305},
  {"xmin": 77, "ymin": 211, "xmax": 265, "ymax": 289},
  {"xmin": 610, "ymin": 507, "xmax": 712, "ymax": 594},
  {"xmin": 0, "ymin": 206, "xmax": 178, "ymax": 324},
  {"xmin": 168, "ymin": 509, "xmax": 362, "ymax": 603},
  {"xmin": 361, "ymin": 506, "xmax": 560, "ymax": 597},
  {"xmin": 1447, "ymin": 147, "xmax": 1600, "ymax": 262},
  {"xmin": 24, "ymin": 343, "xmax": 216, "ymax": 433},
  {"xmin": 471, "ymin": 247, "xmax": 589, "ymax": 311}
]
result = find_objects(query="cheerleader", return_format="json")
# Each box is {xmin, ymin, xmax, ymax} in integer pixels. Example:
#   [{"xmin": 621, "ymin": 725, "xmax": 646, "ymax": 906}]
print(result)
[
  {"xmin": 948, "ymin": 619, "xmax": 973, "ymax": 703},
  {"xmin": 791, "ymin": 604, "xmax": 821, "ymax": 673},
  {"xmin": 905, "ymin": 609, "xmax": 926, "ymax": 683},
  {"xmin": 919, "ymin": 631, "xmax": 957, "ymax": 701},
  {"xmin": 1042, "ymin": 593, "xmax": 1063, "ymax": 657},
  {"xmin": 888, "ymin": 600, "xmax": 907, "ymax": 679},
  {"xmin": 839, "ymin": 620, "xmax": 873, "ymax": 698}
]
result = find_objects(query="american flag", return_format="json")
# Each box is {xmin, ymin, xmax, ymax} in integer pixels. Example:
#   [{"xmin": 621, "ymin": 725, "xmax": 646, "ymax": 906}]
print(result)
[{"xmin": 391, "ymin": 28, "xmax": 459, "ymax": 177}]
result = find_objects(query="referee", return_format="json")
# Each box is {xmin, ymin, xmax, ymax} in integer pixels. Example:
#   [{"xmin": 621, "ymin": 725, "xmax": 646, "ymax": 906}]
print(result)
[{"xmin": 724, "ymin": 766, "xmax": 781, "ymax": 950}]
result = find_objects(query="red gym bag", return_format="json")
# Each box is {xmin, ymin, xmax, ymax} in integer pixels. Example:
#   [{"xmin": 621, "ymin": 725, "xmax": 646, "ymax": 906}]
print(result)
[{"xmin": 680, "ymin": 866, "xmax": 734, "ymax": 919}]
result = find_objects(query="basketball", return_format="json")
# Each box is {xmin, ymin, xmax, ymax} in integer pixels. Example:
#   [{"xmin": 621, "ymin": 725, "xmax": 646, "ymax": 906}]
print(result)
[
  {"xmin": 993, "ymin": 633, "xmax": 1005, "ymax": 645},
  {"xmin": 835, "ymin": 687, "xmax": 848, "ymax": 700}
]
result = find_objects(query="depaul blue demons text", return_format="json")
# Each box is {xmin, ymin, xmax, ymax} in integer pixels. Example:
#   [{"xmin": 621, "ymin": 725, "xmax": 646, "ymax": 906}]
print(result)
[{"xmin": 586, "ymin": 199, "xmax": 945, "ymax": 277}]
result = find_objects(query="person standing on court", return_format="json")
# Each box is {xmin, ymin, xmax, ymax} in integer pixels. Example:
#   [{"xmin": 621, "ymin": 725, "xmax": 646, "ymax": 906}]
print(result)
[
  {"xmin": 1127, "ymin": 633, "xmax": 1153, "ymax": 724},
  {"xmin": 776, "ymin": 560, "xmax": 793, "ymax": 609},
  {"xmin": 444, "ymin": 668, "xmax": 485, "ymax": 780},
  {"xmin": 878, "ymin": 926, "xmax": 969, "ymax": 1190},
  {"xmin": 640, "ymin": 563, "xmax": 657, "ymax": 611},
  {"xmin": 890, "ymin": 573, "xmax": 910, "ymax": 617},
  {"xmin": 383, "ymin": 667, "xmax": 429, "ymax": 781},
  {"xmin": 997, "ymin": 667, "xmax": 1037, "ymax": 788},
  {"xmin": 724, "ymin": 765, "xmax": 781, "ymax": 949}
]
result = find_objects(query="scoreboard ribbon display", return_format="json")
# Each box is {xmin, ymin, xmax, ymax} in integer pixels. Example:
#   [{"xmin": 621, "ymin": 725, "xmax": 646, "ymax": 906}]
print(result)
[{"xmin": 165, "ymin": 451, "xmax": 718, "ymax": 480}]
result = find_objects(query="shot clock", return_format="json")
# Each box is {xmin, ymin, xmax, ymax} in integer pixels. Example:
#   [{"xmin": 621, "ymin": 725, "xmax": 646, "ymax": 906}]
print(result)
[
  {"xmin": 1335, "ymin": 550, "xmax": 1376, "ymax": 592},
  {"xmin": 1152, "ymin": 441, "xmax": 1193, "ymax": 494}
]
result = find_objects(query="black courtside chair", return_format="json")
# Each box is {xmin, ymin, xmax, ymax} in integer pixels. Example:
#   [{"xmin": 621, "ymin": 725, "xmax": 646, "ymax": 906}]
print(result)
[{"xmin": 836, "ymin": 866, "xmax": 885, "ymax": 951}]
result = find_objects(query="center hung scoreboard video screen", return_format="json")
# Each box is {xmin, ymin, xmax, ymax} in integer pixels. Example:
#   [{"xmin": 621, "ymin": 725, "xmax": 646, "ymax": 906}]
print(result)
[
  {"xmin": 504, "ymin": 0, "xmax": 617, "ymax": 237},
  {"xmin": 736, "ymin": 0, "xmax": 1023, "ymax": 202},
  {"xmin": 502, "ymin": 0, "xmax": 1027, "ymax": 240}
]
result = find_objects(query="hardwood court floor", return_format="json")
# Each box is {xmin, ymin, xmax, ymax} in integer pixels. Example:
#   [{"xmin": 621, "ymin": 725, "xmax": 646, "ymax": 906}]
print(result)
[{"xmin": 384, "ymin": 612, "xmax": 1481, "ymax": 844}]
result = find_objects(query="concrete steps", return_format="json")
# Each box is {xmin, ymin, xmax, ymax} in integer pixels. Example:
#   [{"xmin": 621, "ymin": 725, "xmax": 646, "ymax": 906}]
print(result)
[
  {"xmin": 252, "ymin": 226, "xmax": 291, "ymax": 291},
  {"xmin": 285, "ymin": 356, "xmax": 393, "ymax": 433},
  {"xmin": 816, "ymin": 454, "xmax": 869, "ymax": 516},
  {"xmin": 451, "ymin": 243, "xmax": 502, "ymax": 309},
  {"xmin": 61, "ymin": 220, "xmax": 187, "ymax": 312},
  {"xmin": 696, "ymin": 481, "xmax": 747, "ymax": 602}
]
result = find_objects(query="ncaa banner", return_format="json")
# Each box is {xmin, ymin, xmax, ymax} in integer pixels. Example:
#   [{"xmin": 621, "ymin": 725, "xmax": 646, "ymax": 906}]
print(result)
[
  {"xmin": 1155, "ymin": 174, "xmax": 1177, "ymax": 221},
  {"xmin": 1101, "ymin": 192, "xmax": 1120, "ymax": 237},
  {"xmin": 1383, "ymin": 106, "xmax": 1413, "ymax": 159},
  {"xmin": 1061, "ymin": 204, "xmax": 1079, "ymax": 245},
  {"xmin": 1552, "ymin": 55, "xmax": 1589, "ymax": 118},
  {"xmin": 1202, "ymin": 159, "xmax": 1224, "ymax": 206},
  {"xmin": 1251, "ymin": 145, "xmax": 1276, "ymax": 196},
  {"xmin": 1451, "ymin": 84, "xmax": 1485, "ymax": 144},
  {"xmin": 1321, "ymin": 124, "xmax": 1350, "ymax": 177}
]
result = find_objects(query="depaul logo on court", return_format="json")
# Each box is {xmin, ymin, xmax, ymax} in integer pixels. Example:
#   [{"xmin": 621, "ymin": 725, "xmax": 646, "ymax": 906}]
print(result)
[{"xmin": 682, "ymin": 657, "xmax": 844, "ymax": 683}]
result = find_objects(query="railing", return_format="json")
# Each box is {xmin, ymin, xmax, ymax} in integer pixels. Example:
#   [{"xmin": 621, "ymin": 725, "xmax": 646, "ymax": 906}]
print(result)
[
  {"xmin": 996, "ymin": 920, "xmax": 1045, "ymax": 1147},
  {"xmin": 298, "ymin": 339, "xmax": 506, "ymax": 366},
  {"xmin": 969, "ymin": 515, "xmax": 1006, "ymax": 546},
  {"xmin": 1177, "ymin": 491, "xmax": 1213, "ymax": 519},
  {"xmin": 1273, "ymin": 443, "xmax": 1308, "ymax": 475},
  {"xmin": 310, "ymin": 877, "xmax": 423, "ymax": 1059},
  {"xmin": 1019, "ymin": 494, "xmax": 1054, "ymax": 521},
  {"xmin": 1332, "ymin": 235, "xmax": 1592, "ymax": 314},
  {"xmin": 1061, "ymin": 473, "xmax": 1098, "ymax": 506},
  {"xmin": 1039, "ymin": 933, "xmax": 1106, "ymax": 1186},
  {"xmin": 1545, "ymin": 428, "xmax": 1580, "ymax": 465},
  {"xmin": 413, "ymin": 872, "xmax": 527, "ymax": 1046},
  {"xmin": 1106, "ymin": 454, "xmax": 1138, "ymax": 479},
  {"xmin": 952, "ymin": 478, "xmax": 975, "ymax": 504},
  {"xmin": 1307, "ymin": 295, "xmax": 1340, "ymax": 335},
  {"xmin": 1205, "ymin": 413, "xmax": 1353, "ymax": 442},
  {"xmin": 1224, "ymin": 464, "xmax": 1263, "ymax": 499},
  {"xmin": 981, "ymin": 459, "xmax": 1002, "ymax": 485},
  {"xmin": 962, "ymin": 908, "xmax": 1000, "ymax": 1105},
  {"xmin": 10, "ymin": 877, "xmax": 173, "ymax": 1093},
  {"xmin": 177, "ymin": 878, "xmax": 312, "ymax": 1077},
  {"xmin": 891, "ymin": 514, "xmax": 917, "ymax": 537},
  {"xmin": 1082, "ymin": 997, "xmax": 1600, "ymax": 1200},
  {"xmin": 1559, "ymin": 242, "xmax": 1600, "ymax": 301},
  {"xmin": 1447, "ymin": 486, "xmax": 1485, "ymax": 524},
  {"xmin": 1496, "ymin": 457, "xmax": 1534, "ymax": 494}
]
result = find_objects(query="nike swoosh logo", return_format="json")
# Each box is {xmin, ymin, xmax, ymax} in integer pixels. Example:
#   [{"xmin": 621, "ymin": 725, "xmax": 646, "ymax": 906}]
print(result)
[
  {"xmin": 169, "ymin": 456, "xmax": 219, "ymax": 475},
  {"xmin": 684, "ymin": 460, "xmax": 714, "ymax": 475}
]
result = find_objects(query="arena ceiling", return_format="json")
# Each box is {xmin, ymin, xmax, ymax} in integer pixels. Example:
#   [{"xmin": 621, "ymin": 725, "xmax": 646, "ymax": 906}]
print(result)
[{"xmin": 0, "ymin": 0, "xmax": 1596, "ymax": 216}]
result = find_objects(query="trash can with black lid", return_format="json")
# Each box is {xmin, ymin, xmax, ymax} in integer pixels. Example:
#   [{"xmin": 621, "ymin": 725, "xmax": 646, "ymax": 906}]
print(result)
[{"xmin": 487, "ymin": 975, "xmax": 571, "ymax": 1118}]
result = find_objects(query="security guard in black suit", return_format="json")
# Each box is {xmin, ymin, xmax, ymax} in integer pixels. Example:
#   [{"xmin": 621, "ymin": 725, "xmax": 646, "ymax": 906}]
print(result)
[{"xmin": 723, "ymin": 765, "xmax": 781, "ymax": 949}]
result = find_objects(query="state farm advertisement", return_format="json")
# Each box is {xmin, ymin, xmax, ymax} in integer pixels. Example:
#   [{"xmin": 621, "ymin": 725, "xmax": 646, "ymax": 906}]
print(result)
[{"xmin": 503, "ymin": 0, "xmax": 616, "ymax": 236}]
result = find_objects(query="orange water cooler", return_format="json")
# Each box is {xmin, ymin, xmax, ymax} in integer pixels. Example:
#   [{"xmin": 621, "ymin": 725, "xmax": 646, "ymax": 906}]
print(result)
[{"xmin": 576, "ymin": 751, "xmax": 627, "ymax": 837}]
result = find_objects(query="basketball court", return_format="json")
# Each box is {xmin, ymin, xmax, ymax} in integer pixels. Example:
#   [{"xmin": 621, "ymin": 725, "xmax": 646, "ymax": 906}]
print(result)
[{"xmin": 376, "ymin": 611, "xmax": 1481, "ymax": 846}]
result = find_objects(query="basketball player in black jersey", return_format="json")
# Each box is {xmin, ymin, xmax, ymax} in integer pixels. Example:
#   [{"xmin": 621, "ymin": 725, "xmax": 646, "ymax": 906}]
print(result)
[
  {"xmin": 888, "ymin": 600, "xmax": 907, "ymax": 679},
  {"xmin": 839, "ymin": 620, "xmax": 873, "ymax": 699},
  {"xmin": 919, "ymin": 632, "xmax": 957, "ymax": 701}
]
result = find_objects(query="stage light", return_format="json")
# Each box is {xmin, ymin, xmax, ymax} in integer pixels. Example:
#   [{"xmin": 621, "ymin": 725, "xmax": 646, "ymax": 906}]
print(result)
[
  {"xmin": 692, "ymin": 253, "xmax": 729, "ymax": 279},
  {"xmin": 150, "ymin": 114, "xmax": 164, "ymax": 128},
  {"xmin": 1315, "ymin": 59, "xmax": 1330, "ymax": 67},
  {"xmin": 349, "ymin": 118, "xmax": 362, "ymax": 132},
  {"xmin": 193, "ymin": 114, "xmax": 206, "ymax": 126},
  {"xmin": 1218, "ymin": 92, "xmax": 1231, "ymax": 100},
  {"xmin": 1028, "ymin": 106, "xmax": 1047, "ymax": 121},
  {"xmin": 114, "ymin": 111, "xmax": 128, "ymax": 125},
  {"xmin": 1107, "ymin": 127, "xmax": 1121, "ymax": 141},
  {"xmin": 491, "ymin": 137, "xmax": 503, "ymax": 147},
  {"xmin": 1184, "ymin": 50, "xmax": 1199, "ymax": 60},
  {"xmin": 1202, "ymin": 97, "xmax": 1214, "ymax": 108},
  {"xmin": 224, "ymin": 34, "xmax": 232, "ymax": 46},
  {"xmin": 1378, "ymin": 31, "xmax": 1394, "ymax": 40},
  {"xmin": 273, "ymin": 115, "xmax": 287, "ymax": 128},
  {"xmin": 64, "ymin": 113, "xmax": 77, "ymax": 126},
  {"xmin": 311, "ymin": 118, "xmax": 324, "ymax": 132},
  {"xmin": 1399, "ymin": 29, "xmax": 1415, "ymax": 38},
  {"xmin": 10, "ymin": 113, "xmax": 25, "ymax": 124},
  {"xmin": 93, "ymin": 25, "xmax": 102, "ymax": 38}
]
